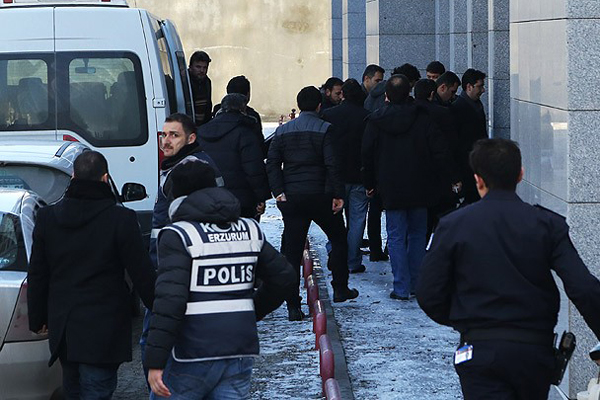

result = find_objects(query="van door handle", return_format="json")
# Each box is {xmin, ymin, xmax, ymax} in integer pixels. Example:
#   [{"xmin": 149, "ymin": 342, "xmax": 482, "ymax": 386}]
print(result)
[{"xmin": 153, "ymin": 98, "xmax": 166, "ymax": 108}]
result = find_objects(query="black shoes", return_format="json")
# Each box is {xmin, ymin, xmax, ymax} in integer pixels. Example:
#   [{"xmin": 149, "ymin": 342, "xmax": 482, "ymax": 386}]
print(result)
[
  {"xmin": 349, "ymin": 265, "xmax": 366, "ymax": 274},
  {"xmin": 287, "ymin": 307, "xmax": 306, "ymax": 321},
  {"xmin": 333, "ymin": 287, "xmax": 359, "ymax": 303},
  {"xmin": 389, "ymin": 292, "xmax": 410, "ymax": 301},
  {"xmin": 370, "ymin": 252, "xmax": 389, "ymax": 262}
]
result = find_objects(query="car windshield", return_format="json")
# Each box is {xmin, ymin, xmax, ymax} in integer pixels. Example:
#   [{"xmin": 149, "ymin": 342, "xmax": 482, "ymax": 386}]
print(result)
[
  {"xmin": 0, "ymin": 213, "xmax": 26, "ymax": 272},
  {"xmin": 0, "ymin": 165, "xmax": 70, "ymax": 204}
]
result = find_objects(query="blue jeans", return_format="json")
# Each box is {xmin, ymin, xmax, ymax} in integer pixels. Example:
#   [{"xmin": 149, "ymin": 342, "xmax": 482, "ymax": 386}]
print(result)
[
  {"xmin": 151, "ymin": 357, "xmax": 254, "ymax": 400},
  {"xmin": 61, "ymin": 360, "xmax": 119, "ymax": 400},
  {"xmin": 345, "ymin": 184, "xmax": 369, "ymax": 271},
  {"xmin": 386, "ymin": 208, "xmax": 427, "ymax": 297},
  {"xmin": 140, "ymin": 307, "xmax": 152, "ymax": 380}
]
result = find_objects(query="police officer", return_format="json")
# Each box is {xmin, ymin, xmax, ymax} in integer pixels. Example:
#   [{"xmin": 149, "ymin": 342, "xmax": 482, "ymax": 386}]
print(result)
[{"xmin": 417, "ymin": 138, "xmax": 600, "ymax": 399}]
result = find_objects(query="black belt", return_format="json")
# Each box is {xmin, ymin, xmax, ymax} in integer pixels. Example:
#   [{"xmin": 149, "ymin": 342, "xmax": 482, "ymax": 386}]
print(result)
[{"xmin": 460, "ymin": 328, "xmax": 555, "ymax": 347}]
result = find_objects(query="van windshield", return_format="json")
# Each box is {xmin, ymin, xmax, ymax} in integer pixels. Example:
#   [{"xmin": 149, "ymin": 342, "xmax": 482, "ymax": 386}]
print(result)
[{"xmin": 0, "ymin": 52, "xmax": 147, "ymax": 147}]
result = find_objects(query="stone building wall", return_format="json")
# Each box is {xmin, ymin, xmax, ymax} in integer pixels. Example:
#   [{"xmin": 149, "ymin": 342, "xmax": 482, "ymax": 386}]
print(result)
[{"xmin": 132, "ymin": 0, "xmax": 331, "ymax": 121}]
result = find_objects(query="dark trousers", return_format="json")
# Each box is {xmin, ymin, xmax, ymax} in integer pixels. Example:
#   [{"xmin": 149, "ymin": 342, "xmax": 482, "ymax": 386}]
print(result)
[
  {"xmin": 61, "ymin": 359, "xmax": 120, "ymax": 400},
  {"xmin": 367, "ymin": 194, "xmax": 383, "ymax": 254},
  {"xmin": 277, "ymin": 194, "xmax": 349, "ymax": 307},
  {"xmin": 455, "ymin": 340, "xmax": 554, "ymax": 400}
]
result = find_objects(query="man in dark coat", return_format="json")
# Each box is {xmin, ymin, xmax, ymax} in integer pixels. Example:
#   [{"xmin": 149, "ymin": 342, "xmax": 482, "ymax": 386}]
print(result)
[
  {"xmin": 267, "ymin": 86, "xmax": 359, "ymax": 321},
  {"xmin": 417, "ymin": 138, "xmax": 600, "ymax": 400},
  {"xmin": 322, "ymin": 78, "xmax": 369, "ymax": 273},
  {"xmin": 28, "ymin": 151, "xmax": 156, "ymax": 398},
  {"xmin": 414, "ymin": 78, "xmax": 462, "ymax": 235},
  {"xmin": 362, "ymin": 74, "xmax": 454, "ymax": 300},
  {"xmin": 198, "ymin": 93, "xmax": 271, "ymax": 219},
  {"xmin": 320, "ymin": 77, "xmax": 343, "ymax": 112},
  {"xmin": 189, "ymin": 50, "xmax": 212, "ymax": 127},
  {"xmin": 145, "ymin": 161, "xmax": 295, "ymax": 398},
  {"xmin": 451, "ymin": 68, "xmax": 488, "ymax": 204},
  {"xmin": 212, "ymin": 75, "xmax": 265, "ymax": 155}
]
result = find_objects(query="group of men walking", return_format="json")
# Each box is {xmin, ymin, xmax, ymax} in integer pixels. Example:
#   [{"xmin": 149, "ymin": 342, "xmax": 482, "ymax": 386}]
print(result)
[{"xmin": 24, "ymin": 48, "xmax": 600, "ymax": 400}]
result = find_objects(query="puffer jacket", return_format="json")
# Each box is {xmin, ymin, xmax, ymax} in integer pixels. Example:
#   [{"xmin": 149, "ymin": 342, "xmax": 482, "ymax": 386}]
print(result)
[
  {"xmin": 266, "ymin": 111, "xmax": 344, "ymax": 198},
  {"xmin": 197, "ymin": 111, "xmax": 270, "ymax": 216}
]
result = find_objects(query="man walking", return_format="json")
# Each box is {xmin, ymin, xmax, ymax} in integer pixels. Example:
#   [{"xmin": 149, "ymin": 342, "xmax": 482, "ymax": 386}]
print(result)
[
  {"xmin": 417, "ymin": 138, "xmax": 600, "ymax": 399},
  {"xmin": 267, "ymin": 86, "xmax": 359, "ymax": 321},
  {"xmin": 145, "ymin": 161, "xmax": 295, "ymax": 399},
  {"xmin": 451, "ymin": 68, "xmax": 488, "ymax": 204},
  {"xmin": 28, "ymin": 151, "xmax": 156, "ymax": 398},
  {"xmin": 362, "ymin": 75, "xmax": 453, "ymax": 300},
  {"xmin": 322, "ymin": 78, "xmax": 370, "ymax": 273},
  {"xmin": 198, "ymin": 93, "xmax": 270, "ymax": 220}
]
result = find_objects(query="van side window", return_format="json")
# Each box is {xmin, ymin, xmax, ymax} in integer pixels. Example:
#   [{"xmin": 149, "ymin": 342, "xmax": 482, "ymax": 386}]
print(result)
[
  {"xmin": 0, "ymin": 58, "xmax": 51, "ymax": 130},
  {"xmin": 175, "ymin": 51, "xmax": 194, "ymax": 117},
  {"xmin": 59, "ymin": 53, "xmax": 148, "ymax": 147}
]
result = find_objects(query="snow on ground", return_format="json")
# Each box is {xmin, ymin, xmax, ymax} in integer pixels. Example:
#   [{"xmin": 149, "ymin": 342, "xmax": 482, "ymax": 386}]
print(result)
[{"xmin": 255, "ymin": 199, "xmax": 463, "ymax": 399}]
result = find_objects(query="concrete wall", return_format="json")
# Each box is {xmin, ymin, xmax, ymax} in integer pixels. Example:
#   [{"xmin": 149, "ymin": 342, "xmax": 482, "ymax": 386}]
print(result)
[
  {"xmin": 132, "ymin": 0, "xmax": 331, "ymax": 121},
  {"xmin": 511, "ymin": 0, "xmax": 600, "ymax": 396}
]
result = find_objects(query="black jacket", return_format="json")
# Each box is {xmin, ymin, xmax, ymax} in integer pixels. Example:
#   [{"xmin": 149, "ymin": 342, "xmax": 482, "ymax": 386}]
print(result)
[
  {"xmin": 144, "ymin": 187, "xmax": 295, "ymax": 369},
  {"xmin": 212, "ymin": 104, "xmax": 265, "ymax": 155},
  {"xmin": 362, "ymin": 102, "xmax": 454, "ymax": 210},
  {"xmin": 322, "ymin": 101, "xmax": 370, "ymax": 184},
  {"xmin": 364, "ymin": 80, "xmax": 387, "ymax": 112},
  {"xmin": 415, "ymin": 99, "xmax": 460, "ymax": 204},
  {"xmin": 28, "ymin": 180, "xmax": 156, "ymax": 366},
  {"xmin": 417, "ymin": 190, "xmax": 600, "ymax": 341},
  {"xmin": 197, "ymin": 112, "xmax": 270, "ymax": 215},
  {"xmin": 266, "ymin": 111, "xmax": 344, "ymax": 198},
  {"xmin": 450, "ymin": 91, "xmax": 488, "ymax": 203},
  {"xmin": 190, "ymin": 74, "xmax": 212, "ymax": 126}
]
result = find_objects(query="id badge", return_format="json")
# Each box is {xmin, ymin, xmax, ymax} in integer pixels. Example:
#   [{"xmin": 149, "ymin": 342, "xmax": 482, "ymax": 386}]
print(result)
[{"xmin": 454, "ymin": 345, "xmax": 473, "ymax": 365}]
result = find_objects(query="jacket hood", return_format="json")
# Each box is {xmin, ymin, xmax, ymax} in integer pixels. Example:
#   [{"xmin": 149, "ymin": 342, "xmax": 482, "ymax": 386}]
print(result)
[
  {"xmin": 368, "ymin": 102, "xmax": 424, "ymax": 136},
  {"xmin": 198, "ymin": 112, "xmax": 254, "ymax": 141},
  {"xmin": 53, "ymin": 179, "xmax": 116, "ymax": 228},
  {"xmin": 168, "ymin": 187, "xmax": 241, "ymax": 223},
  {"xmin": 369, "ymin": 80, "xmax": 387, "ymax": 98}
]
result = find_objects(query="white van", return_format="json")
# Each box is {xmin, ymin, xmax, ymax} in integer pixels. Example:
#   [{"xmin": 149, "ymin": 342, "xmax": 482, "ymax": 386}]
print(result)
[{"xmin": 0, "ymin": 0, "xmax": 194, "ymax": 240}]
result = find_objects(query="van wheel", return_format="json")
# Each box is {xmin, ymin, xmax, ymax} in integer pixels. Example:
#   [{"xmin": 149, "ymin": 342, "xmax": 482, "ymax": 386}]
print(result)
[{"xmin": 50, "ymin": 387, "xmax": 64, "ymax": 400}]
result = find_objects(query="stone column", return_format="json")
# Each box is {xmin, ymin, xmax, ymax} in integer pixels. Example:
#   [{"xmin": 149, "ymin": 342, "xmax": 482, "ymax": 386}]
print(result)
[
  {"xmin": 434, "ymin": 0, "xmax": 450, "ymax": 67},
  {"xmin": 487, "ymin": 0, "xmax": 509, "ymax": 139},
  {"xmin": 342, "ymin": 0, "xmax": 366, "ymax": 80},
  {"xmin": 512, "ymin": 0, "xmax": 600, "ymax": 396},
  {"xmin": 332, "ymin": 0, "xmax": 343, "ymax": 77},
  {"xmin": 365, "ymin": 0, "xmax": 435, "ymax": 76}
]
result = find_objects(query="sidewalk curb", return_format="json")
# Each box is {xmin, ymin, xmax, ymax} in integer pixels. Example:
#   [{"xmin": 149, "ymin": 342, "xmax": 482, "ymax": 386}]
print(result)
[{"xmin": 308, "ymin": 246, "xmax": 355, "ymax": 400}]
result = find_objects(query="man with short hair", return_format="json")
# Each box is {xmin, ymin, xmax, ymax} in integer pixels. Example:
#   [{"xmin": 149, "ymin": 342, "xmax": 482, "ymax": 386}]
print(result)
[
  {"xmin": 28, "ymin": 151, "xmax": 156, "ymax": 398},
  {"xmin": 322, "ymin": 78, "xmax": 370, "ymax": 274},
  {"xmin": 141, "ymin": 113, "xmax": 223, "ymax": 367},
  {"xmin": 320, "ymin": 77, "xmax": 344, "ymax": 111},
  {"xmin": 451, "ymin": 68, "xmax": 488, "ymax": 204},
  {"xmin": 189, "ymin": 50, "xmax": 213, "ymax": 126},
  {"xmin": 145, "ymin": 161, "xmax": 295, "ymax": 398},
  {"xmin": 267, "ymin": 86, "xmax": 359, "ymax": 321},
  {"xmin": 417, "ymin": 138, "xmax": 600, "ymax": 400},
  {"xmin": 393, "ymin": 63, "xmax": 421, "ymax": 92},
  {"xmin": 414, "ymin": 78, "xmax": 461, "ymax": 236},
  {"xmin": 426, "ymin": 61, "xmax": 446, "ymax": 81},
  {"xmin": 434, "ymin": 71, "xmax": 461, "ymax": 106},
  {"xmin": 361, "ymin": 64, "xmax": 385, "ymax": 95},
  {"xmin": 198, "ymin": 93, "xmax": 270, "ymax": 220},
  {"xmin": 362, "ymin": 74, "xmax": 453, "ymax": 301}
]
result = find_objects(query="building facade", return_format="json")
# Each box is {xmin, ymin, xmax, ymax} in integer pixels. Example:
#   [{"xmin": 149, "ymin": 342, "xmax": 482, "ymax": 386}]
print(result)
[{"xmin": 332, "ymin": 0, "xmax": 600, "ymax": 397}]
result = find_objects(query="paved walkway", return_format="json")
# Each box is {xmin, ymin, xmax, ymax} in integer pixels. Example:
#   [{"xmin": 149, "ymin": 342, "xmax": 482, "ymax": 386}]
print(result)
[{"xmin": 252, "ymin": 200, "xmax": 463, "ymax": 399}]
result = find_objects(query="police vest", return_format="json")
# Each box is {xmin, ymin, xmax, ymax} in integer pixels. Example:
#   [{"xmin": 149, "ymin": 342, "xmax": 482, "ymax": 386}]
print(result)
[{"xmin": 161, "ymin": 217, "xmax": 264, "ymax": 362}]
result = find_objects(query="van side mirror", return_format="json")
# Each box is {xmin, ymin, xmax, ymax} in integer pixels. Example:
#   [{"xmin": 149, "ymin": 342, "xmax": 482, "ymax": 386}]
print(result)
[{"xmin": 121, "ymin": 183, "xmax": 147, "ymax": 202}]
